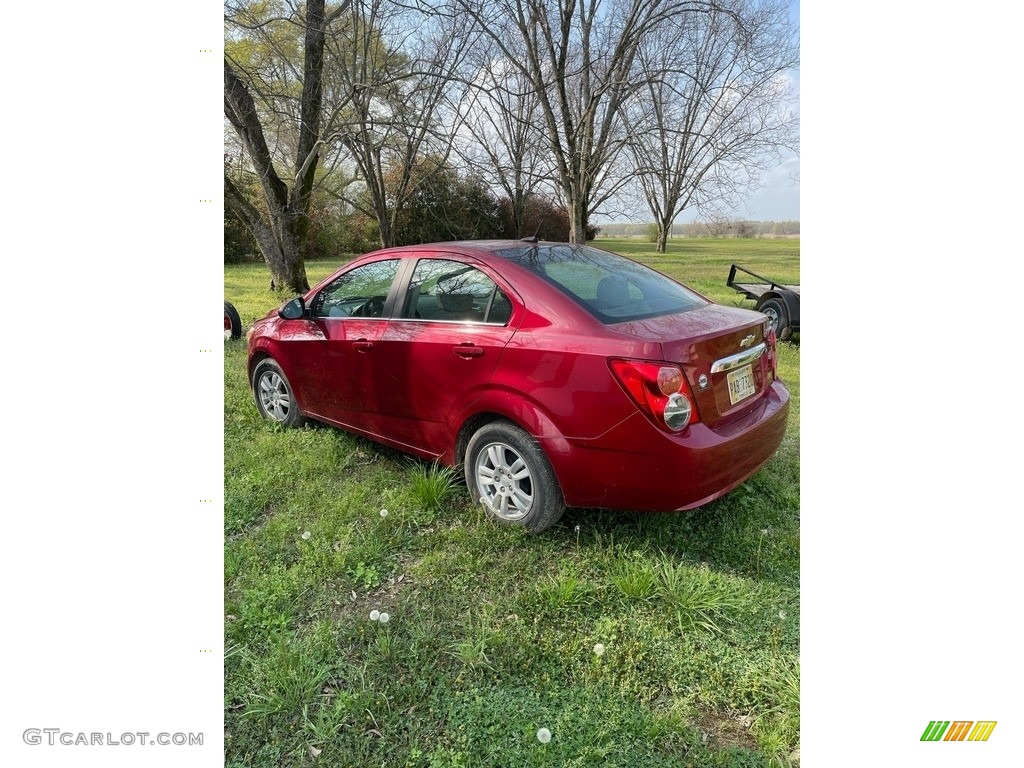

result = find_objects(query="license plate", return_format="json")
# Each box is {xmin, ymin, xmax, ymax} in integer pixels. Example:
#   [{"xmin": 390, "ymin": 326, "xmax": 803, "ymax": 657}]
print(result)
[{"xmin": 727, "ymin": 364, "xmax": 756, "ymax": 405}]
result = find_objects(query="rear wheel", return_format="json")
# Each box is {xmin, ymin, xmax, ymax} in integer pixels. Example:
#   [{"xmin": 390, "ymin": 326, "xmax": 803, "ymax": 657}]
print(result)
[
  {"xmin": 758, "ymin": 297, "xmax": 791, "ymax": 341},
  {"xmin": 224, "ymin": 301, "xmax": 242, "ymax": 340},
  {"xmin": 252, "ymin": 358, "xmax": 305, "ymax": 427},
  {"xmin": 465, "ymin": 421, "xmax": 565, "ymax": 533}
]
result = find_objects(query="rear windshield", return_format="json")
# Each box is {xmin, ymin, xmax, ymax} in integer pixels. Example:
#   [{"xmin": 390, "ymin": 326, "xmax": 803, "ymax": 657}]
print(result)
[{"xmin": 495, "ymin": 244, "xmax": 707, "ymax": 323}]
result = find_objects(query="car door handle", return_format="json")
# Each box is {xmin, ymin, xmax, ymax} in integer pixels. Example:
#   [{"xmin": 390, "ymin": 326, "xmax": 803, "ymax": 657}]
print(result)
[
  {"xmin": 453, "ymin": 343, "xmax": 484, "ymax": 359},
  {"xmin": 353, "ymin": 339, "xmax": 374, "ymax": 352}
]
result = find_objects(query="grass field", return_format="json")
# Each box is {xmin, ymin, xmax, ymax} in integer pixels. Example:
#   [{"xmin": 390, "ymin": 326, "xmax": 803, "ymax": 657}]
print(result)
[{"xmin": 224, "ymin": 237, "xmax": 800, "ymax": 767}]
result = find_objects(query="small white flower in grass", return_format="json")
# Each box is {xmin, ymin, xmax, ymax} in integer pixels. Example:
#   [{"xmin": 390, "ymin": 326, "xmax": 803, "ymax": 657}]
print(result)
[
  {"xmin": 369, "ymin": 610, "xmax": 380, "ymax": 621},
  {"xmin": 379, "ymin": 612, "xmax": 390, "ymax": 624},
  {"xmin": 593, "ymin": 643, "xmax": 605, "ymax": 657},
  {"xmin": 536, "ymin": 727, "xmax": 552, "ymax": 744},
  {"xmin": 301, "ymin": 530, "xmax": 311, "ymax": 540},
  {"xmin": 380, "ymin": 508, "xmax": 388, "ymax": 518},
  {"xmin": 778, "ymin": 610, "xmax": 787, "ymax": 621}
]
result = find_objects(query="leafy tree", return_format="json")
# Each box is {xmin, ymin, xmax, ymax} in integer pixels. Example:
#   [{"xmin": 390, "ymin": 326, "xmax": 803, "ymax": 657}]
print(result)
[
  {"xmin": 498, "ymin": 194, "xmax": 599, "ymax": 242},
  {"xmin": 383, "ymin": 157, "xmax": 503, "ymax": 245},
  {"xmin": 224, "ymin": 0, "xmax": 353, "ymax": 292},
  {"xmin": 224, "ymin": 152, "xmax": 261, "ymax": 263}
]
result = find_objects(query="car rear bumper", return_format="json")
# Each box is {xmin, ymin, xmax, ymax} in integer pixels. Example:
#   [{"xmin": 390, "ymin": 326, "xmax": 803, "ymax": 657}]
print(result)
[{"xmin": 543, "ymin": 380, "xmax": 790, "ymax": 511}]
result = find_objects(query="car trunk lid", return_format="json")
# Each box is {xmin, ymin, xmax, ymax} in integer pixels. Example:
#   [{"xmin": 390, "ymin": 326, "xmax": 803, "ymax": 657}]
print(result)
[{"xmin": 608, "ymin": 305, "xmax": 775, "ymax": 429}]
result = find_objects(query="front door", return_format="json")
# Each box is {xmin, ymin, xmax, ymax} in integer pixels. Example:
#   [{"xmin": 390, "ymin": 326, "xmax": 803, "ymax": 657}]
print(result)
[{"xmin": 291, "ymin": 258, "xmax": 402, "ymax": 431}]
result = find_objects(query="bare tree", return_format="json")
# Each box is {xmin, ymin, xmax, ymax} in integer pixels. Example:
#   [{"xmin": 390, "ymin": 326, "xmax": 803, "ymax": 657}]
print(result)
[
  {"xmin": 457, "ymin": 46, "xmax": 554, "ymax": 238},
  {"xmin": 331, "ymin": 0, "xmax": 476, "ymax": 248},
  {"xmin": 625, "ymin": 0, "xmax": 798, "ymax": 252},
  {"xmin": 444, "ymin": 0, "xmax": 737, "ymax": 243},
  {"xmin": 224, "ymin": 0, "xmax": 357, "ymax": 292}
]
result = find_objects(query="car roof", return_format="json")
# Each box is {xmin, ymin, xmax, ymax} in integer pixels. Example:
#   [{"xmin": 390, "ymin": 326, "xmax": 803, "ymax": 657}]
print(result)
[
  {"xmin": 433, "ymin": 239, "xmax": 545, "ymax": 251},
  {"xmin": 366, "ymin": 240, "xmax": 581, "ymax": 259}
]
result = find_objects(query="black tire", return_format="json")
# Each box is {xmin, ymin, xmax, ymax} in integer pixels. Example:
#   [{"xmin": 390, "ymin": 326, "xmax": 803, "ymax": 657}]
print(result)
[
  {"xmin": 758, "ymin": 297, "xmax": 791, "ymax": 341},
  {"xmin": 464, "ymin": 420, "xmax": 565, "ymax": 533},
  {"xmin": 224, "ymin": 301, "xmax": 243, "ymax": 341},
  {"xmin": 252, "ymin": 358, "xmax": 306, "ymax": 427}
]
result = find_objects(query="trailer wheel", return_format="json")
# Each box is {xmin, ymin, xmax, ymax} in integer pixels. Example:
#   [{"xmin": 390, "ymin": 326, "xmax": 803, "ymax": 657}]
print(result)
[
  {"xmin": 224, "ymin": 301, "xmax": 243, "ymax": 340},
  {"xmin": 759, "ymin": 297, "xmax": 791, "ymax": 341}
]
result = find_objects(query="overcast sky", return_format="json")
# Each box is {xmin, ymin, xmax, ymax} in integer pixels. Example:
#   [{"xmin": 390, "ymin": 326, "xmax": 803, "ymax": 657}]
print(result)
[
  {"xmin": 737, "ymin": 0, "xmax": 799, "ymax": 222},
  {"xmin": 738, "ymin": 73, "xmax": 800, "ymax": 222},
  {"xmin": 621, "ymin": 0, "xmax": 800, "ymax": 224}
]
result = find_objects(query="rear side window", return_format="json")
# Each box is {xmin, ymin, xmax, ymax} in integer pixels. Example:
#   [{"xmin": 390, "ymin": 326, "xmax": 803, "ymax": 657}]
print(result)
[
  {"xmin": 402, "ymin": 258, "xmax": 513, "ymax": 325},
  {"xmin": 496, "ymin": 244, "xmax": 707, "ymax": 323}
]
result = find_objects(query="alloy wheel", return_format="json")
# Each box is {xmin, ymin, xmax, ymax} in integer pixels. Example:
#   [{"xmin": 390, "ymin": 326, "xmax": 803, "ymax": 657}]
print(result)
[{"xmin": 474, "ymin": 441, "xmax": 534, "ymax": 520}]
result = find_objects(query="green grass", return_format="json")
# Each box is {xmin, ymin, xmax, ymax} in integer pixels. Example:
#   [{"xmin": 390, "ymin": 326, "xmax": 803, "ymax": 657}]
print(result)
[
  {"xmin": 408, "ymin": 461, "xmax": 460, "ymax": 513},
  {"xmin": 595, "ymin": 237, "xmax": 800, "ymax": 308},
  {"xmin": 225, "ymin": 237, "xmax": 800, "ymax": 767}
]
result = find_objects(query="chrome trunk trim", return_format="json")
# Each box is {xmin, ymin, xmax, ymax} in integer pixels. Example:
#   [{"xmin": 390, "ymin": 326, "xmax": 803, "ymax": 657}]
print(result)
[{"xmin": 710, "ymin": 342, "xmax": 766, "ymax": 373}]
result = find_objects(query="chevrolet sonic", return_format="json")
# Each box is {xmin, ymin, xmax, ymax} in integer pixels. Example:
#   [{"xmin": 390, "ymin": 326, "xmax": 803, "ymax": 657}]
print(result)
[{"xmin": 247, "ymin": 240, "xmax": 790, "ymax": 532}]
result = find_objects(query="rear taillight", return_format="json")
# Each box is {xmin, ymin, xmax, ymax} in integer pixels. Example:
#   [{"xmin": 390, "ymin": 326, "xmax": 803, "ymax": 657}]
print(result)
[
  {"xmin": 609, "ymin": 359, "xmax": 700, "ymax": 432},
  {"xmin": 764, "ymin": 321, "xmax": 778, "ymax": 379}
]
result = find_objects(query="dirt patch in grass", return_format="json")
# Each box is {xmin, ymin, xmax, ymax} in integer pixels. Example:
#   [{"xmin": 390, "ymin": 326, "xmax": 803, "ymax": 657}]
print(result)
[
  {"xmin": 692, "ymin": 709, "xmax": 758, "ymax": 751},
  {"xmin": 330, "ymin": 552, "xmax": 419, "ymax": 622}
]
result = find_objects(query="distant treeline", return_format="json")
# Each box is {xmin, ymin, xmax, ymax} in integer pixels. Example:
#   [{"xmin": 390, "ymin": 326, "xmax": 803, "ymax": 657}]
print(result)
[{"xmin": 597, "ymin": 220, "xmax": 800, "ymax": 239}]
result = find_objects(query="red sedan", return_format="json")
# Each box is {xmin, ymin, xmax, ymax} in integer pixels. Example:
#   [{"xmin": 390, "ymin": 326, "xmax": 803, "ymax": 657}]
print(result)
[{"xmin": 247, "ymin": 240, "xmax": 789, "ymax": 532}]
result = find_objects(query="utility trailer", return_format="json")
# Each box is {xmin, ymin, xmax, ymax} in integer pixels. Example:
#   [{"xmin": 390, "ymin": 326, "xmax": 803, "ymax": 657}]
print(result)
[{"xmin": 726, "ymin": 264, "xmax": 800, "ymax": 340}]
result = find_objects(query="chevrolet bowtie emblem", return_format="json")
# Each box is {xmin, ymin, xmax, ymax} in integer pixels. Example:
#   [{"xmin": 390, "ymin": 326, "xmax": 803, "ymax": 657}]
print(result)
[{"xmin": 739, "ymin": 334, "xmax": 755, "ymax": 347}]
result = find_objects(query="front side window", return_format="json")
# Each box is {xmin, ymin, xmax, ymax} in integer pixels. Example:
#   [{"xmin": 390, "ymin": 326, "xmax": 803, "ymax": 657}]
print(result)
[
  {"xmin": 313, "ymin": 259, "xmax": 400, "ymax": 318},
  {"xmin": 495, "ymin": 244, "xmax": 707, "ymax": 323},
  {"xmin": 402, "ymin": 258, "xmax": 512, "ymax": 324}
]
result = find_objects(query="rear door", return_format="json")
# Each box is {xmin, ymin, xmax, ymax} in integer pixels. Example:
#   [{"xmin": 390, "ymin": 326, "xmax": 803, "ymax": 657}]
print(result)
[{"xmin": 373, "ymin": 255, "xmax": 520, "ymax": 454}]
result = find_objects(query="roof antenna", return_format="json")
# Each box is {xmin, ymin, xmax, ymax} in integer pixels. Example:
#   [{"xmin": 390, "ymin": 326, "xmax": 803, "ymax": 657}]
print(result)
[{"xmin": 521, "ymin": 219, "xmax": 544, "ymax": 244}]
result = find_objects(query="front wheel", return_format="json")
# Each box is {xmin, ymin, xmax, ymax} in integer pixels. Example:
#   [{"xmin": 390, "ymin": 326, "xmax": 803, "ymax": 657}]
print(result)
[
  {"xmin": 465, "ymin": 421, "xmax": 565, "ymax": 533},
  {"xmin": 252, "ymin": 358, "xmax": 305, "ymax": 427},
  {"xmin": 758, "ymin": 297, "xmax": 791, "ymax": 341}
]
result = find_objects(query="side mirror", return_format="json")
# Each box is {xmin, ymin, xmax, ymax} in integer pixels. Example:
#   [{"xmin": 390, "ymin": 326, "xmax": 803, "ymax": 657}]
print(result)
[{"xmin": 278, "ymin": 296, "xmax": 306, "ymax": 320}]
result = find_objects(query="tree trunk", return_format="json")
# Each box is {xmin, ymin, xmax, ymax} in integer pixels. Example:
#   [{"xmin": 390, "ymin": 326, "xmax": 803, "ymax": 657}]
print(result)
[
  {"xmin": 656, "ymin": 214, "xmax": 673, "ymax": 253},
  {"xmin": 224, "ymin": 0, "xmax": 345, "ymax": 294},
  {"xmin": 273, "ymin": 225, "xmax": 310, "ymax": 293},
  {"xmin": 568, "ymin": 199, "xmax": 588, "ymax": 244},
  {"xmin": 225, "ymin": 177, "xmax": 311, "ymax": 293},
  {"xmin": 378, "ymin": 214, "xmax": 395, "ymax": 249},
  {"xmin": 512, "ymin": 187, "xmax": 525, "ymax": 239},
  {"xmin": 248, "ymin": 220, "xmax": 310, "ymax": 294},
  {"xmin": 256, "ymin": 227, "xmax": 309, "ymax": 294}
]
